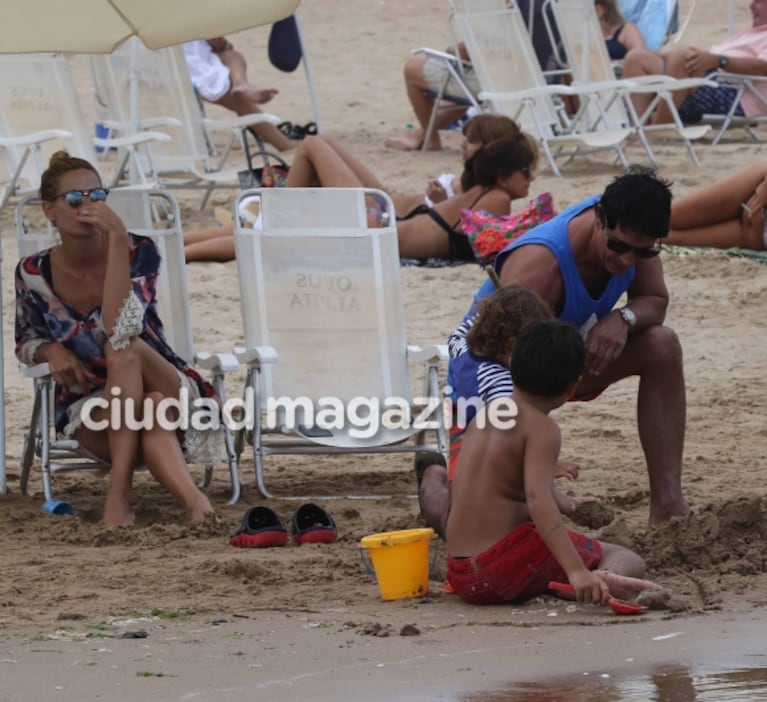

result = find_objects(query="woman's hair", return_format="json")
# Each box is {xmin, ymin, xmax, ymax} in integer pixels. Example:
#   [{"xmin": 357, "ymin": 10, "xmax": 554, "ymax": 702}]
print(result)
[
  {"xmin": 461, "ymin": 136, "xmax": 537, "ymax": 191},
  {"xmin": 462, "ymin": 114, "xmax": 522, "ymax": 145},
  {"xmin": 39, "ymin": 150, "xmax": 100, "ymax": 202},
  {"xmin": 467, "ymin": 284, "xmax": 553, "ymax": 361},
  {"xmin": 595, "ymin": 0, "xmax": 624, "ymax": 26}
]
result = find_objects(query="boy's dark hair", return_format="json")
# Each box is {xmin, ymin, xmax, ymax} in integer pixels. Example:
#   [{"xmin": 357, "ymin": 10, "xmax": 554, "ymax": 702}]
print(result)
[
  {"xmin": 510, "ymin": 320, "xmax": 584, "ymax": 397},
  {"xmin": 461, "ymin": 136, "xmax": 537, "ymax": 192},
  {"xmin": 600, "ymin": 165, "xmax": 673, "ymax": 240},
  {"xmin": 467, "ymin": 284, "xmax": 553, "ymax": 359}
]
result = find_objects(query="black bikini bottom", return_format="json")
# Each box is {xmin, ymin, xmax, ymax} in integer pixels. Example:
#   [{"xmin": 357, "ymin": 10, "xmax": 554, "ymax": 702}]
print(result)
[{"xmin": 397, "ymin": 205, "xmax": 476, "ymax": 261}]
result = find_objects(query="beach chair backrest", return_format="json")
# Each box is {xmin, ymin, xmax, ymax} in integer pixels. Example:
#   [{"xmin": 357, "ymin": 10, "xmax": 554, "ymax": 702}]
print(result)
[
  {"xmin": 91, "ymin": 38, "xmax": 213, "ymax": 176},
  {"xmin": 452, "ymin": 2, "xmax": 562, "ymax": 134},
  {"xmin": 0, "ymin": 54, "xmax": 98, "ymax": 202},
  {"xmin": 233, "ymin": 188, "xmax": 412, "ymax": 435},
  {"xmin": 547, "ymin": 0, "xmax": 630, "ymax": 129},
  {"xmin": 15, "ymin": 189, "xmax": 194, "ymax": 363}
]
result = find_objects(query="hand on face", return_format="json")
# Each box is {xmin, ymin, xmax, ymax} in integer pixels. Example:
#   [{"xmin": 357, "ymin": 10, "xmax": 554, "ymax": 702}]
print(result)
[{"xmin": 76, "ymin": 200, "xmax": 127, "ymax": 238}]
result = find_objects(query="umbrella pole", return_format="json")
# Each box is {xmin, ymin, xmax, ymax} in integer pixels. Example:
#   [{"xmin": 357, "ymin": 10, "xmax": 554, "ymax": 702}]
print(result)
[
  {"xmin": 0, "ymin": 234, "xmax": 6, "ymax": 495},
  {"xmin": 294, "ymin": 11, "xmax": 323, "ymax": 133}
]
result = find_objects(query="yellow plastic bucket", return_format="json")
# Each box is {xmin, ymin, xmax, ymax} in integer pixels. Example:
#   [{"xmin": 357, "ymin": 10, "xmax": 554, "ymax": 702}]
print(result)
[{"xmin": 359, "ymin": 528, "xmax": 435, "ymax": 601}]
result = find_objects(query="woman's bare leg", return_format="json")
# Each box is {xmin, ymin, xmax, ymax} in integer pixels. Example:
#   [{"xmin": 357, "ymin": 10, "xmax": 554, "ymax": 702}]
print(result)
[
  {"xmin": 184, "ymin": 226, "xmax": 233, "ymax": 247},
  {"xmin": 75, "ymin": 339, "xmax": 212, "ymax": 524},
  {"xmin": 672, "ymin": 162, "xmax": 767, "ymax": 228},
  {"xmin": 285, "ymin": 135, "xmax": 367, "ymax": 188},
  {"xmin": 668, "ymin": 161, "xmax": 767, "ymax": 249},
  {"xmin": 140, "ymin": 391, "xmax": 214, "ymax": 521},
  {"xmin": 385, "ymin": 55, "xmax": 449, "ymax": 151}
]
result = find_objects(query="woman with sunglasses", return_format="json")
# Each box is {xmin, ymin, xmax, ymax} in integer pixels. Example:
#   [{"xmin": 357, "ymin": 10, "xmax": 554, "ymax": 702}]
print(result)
[
  {"xmin": 665, "ymin": 160, "xmax": 767, "ymax": 250},
  {"xmin": 183, "ymin": 114, "xmax": 537, "ymax": 262},
  {"xmin": 15, "ymin": 151, "xmax": 219, "ymax": 526},
  {"xmin": 419, "ymin": 167, "xmax": 690, "ymax": 532}
]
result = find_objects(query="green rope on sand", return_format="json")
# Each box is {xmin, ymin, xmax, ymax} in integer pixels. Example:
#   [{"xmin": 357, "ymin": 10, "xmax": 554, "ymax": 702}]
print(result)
[{"xmin": 661, "ymin": 244, "xmax": 767, "ymax": 265}]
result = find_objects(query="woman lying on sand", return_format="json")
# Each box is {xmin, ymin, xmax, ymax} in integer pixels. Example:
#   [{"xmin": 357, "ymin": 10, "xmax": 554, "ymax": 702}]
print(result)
[
  {"xmin": 668, "ymin": 160, "xmax": 767, "ymax": 251},
  {"xmin": 184, "ymin": 115, "xmax": 537, "ymax": 262}
]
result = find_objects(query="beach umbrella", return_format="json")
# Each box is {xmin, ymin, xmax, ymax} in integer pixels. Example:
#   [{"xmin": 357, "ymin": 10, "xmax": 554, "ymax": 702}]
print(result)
[
  {"xmin": 0, "ymin": 0, "xmax": 301, "ymax": 54},
  {"xmin": 0, "ymin": 0, "xmax": 302, "ymax": 494}
]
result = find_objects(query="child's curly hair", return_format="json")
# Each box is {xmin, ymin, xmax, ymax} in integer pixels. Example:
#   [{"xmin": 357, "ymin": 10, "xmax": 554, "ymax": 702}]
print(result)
[{"xmin": 467, "ymin": 284, "xmax": 553, "ymax": 361}]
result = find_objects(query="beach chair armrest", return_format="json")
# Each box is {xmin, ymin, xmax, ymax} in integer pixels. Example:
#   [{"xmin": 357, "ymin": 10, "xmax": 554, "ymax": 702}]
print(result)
[
  {"xmin": 623, "ymin": 75, "xmax": 718, "ymax": 92},
  {"xmin": 203, "ymin": 113, "xmax": 282, "ymax": 133},
  {"xmin": 93, "ymin": 130, "xmax": 171, "ymax": 151},
  {"xmin": 19, "ymin": 362, "xmax": 51, "ymax": 379},
  {"xmin": 411, "ymin": 47, "xmax": 470, "ymax": 69},
  {"xmin": 233, "ymin": 345, "xmax": 279, "ymax": 366},
  {"xmin": 195, "ymin": 351, "xmax": 240, "ymax": 373},
  {"xmin": 480, "ymin": 83, "xmax": 579, "ymax": 102},
  {"xmin": 0, "ymin": 129, "xmax": 72, "ymax": 148},
  {"xmin": 407, "ymin": 344, "xmax": 448, "ymax": 364}
]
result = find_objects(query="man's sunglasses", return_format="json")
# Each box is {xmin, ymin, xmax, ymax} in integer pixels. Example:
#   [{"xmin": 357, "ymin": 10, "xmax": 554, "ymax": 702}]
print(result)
[
  {"xmin": 606, "ymin": 236, "xmax": 661, "ymax": 259},
  {"xmin": 52, "ymin": 188, "xmax": 110, "ymax": 208}
]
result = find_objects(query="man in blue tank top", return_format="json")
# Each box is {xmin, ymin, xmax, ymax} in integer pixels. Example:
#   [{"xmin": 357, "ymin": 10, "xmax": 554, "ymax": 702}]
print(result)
[{"xmin": 418, "ymin": 167, "xmax": 689, "ymax": 531}]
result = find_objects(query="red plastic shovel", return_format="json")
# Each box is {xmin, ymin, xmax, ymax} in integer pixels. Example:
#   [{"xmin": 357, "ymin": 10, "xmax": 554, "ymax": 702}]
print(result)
[{"xmin": 548, "ymin": 580, "xmax": 648, "ymax": 615}]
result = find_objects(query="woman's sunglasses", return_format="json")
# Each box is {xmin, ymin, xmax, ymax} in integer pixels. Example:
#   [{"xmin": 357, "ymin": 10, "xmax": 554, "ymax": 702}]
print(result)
[
  {"xmin": 606, "ymin": 236, "xmax": 661, "ymax": 259},
  {"xmin": 52, "ymin": 188, "xmax": 110, "ymax": 208}
]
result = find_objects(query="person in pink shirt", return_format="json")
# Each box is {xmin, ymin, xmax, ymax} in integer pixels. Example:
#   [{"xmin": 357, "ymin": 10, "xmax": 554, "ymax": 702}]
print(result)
[{"xmin": 622, "ymin": 0, "xmax": 767, "ymax": 125}]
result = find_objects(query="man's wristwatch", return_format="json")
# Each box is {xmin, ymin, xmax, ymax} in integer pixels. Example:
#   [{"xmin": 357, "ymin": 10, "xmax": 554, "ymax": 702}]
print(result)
[
  {"xmin": 719, "ymin": 55, "xmax": 729, "ymax": 69},
  {"xmin": 618, "ymin": 306, "xmax": 637, "ymax": 327}
]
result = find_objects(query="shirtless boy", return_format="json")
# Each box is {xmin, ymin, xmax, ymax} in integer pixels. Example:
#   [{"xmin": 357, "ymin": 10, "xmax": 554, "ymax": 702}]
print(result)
[{"xmin": 446, "ymin": 320, "xmax": 659, "ymax": 605}]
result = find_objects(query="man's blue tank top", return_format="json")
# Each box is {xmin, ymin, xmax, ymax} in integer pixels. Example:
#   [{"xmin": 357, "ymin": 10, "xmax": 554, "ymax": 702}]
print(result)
[{"xmin": 465, "ymin": 196, "xmax": 636, "ymax": 327}]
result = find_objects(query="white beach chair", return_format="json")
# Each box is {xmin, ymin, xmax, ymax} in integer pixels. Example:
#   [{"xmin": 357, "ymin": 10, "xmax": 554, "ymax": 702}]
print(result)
[
  {"xmin": 452, "ymin": 0, "xmax": 632, "ymax": 175},
  {"xmin": 89, "ymin": 39, "xmax": 283, "ymax": 209},
  {"xmin": 230, "ymin": 187, "xmax": 448, "ymax": 499},
  {"xmin": 545, "ymin": 0, "xmax": 714, "ymax": 167},
  {"xmin": 15, "ymin": 189, "xmax": 242, "ymax": 505},
  {"xmin": 0, "ymin": 53, "xmax": 167, "ymax": 212}
]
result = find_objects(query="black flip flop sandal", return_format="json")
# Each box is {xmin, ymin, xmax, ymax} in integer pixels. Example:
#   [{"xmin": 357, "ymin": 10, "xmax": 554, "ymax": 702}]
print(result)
[
  {"xmin": 291, "ymin": 503, "xmax": 338, "ymax": 545},
  {"xmin": 230, "ymin": 506, "xmax": 288, "ymax": 548}
]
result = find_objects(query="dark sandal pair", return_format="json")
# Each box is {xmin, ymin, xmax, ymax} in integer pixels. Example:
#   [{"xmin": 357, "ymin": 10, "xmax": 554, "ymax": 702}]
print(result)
[
  {"xmin": 229, "ymin": 503, "xmax": 337, "ymax": 548},
  {"xmin": 277, "ymin": 120, "xmax": 318, "ymax": 140}
]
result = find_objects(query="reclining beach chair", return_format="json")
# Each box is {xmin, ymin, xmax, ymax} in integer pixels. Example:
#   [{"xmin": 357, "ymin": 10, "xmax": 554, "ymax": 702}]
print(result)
[
  {"xmin": 89, "ymin": 38, "xmax": 283, "ymax": 209},
  {"xmin": 15, "ymin": 189, "xmax": 242, "ymax": 505},
  {"xmin": 700, "ymin": 72, "xmax": 767, "ymax": 145},
  {"xmin": 230, "ymin": 187, "xmax": 448, "ymax": 499},
  {"xmin": 0, "ymin": 53, "xmax": 166, "ymax": 212},
  {"xmin": 545, "ymin": 0, "xmax": 714, "ymax": 166},
  {"xmin": 453, "ymin": 0, "xmax": 633, "ymax": 175}
]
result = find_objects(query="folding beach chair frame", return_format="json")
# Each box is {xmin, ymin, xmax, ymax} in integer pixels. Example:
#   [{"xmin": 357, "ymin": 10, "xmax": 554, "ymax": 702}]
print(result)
[{"xmin": 229, "ymin": 187, "xmax": 449, "ymax": 499}]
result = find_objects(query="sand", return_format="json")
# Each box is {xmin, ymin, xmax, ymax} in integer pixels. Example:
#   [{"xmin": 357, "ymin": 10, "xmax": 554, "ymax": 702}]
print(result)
[{"xmin": 1, "ymin": 0, "xmax": 766, "ymax": 697}]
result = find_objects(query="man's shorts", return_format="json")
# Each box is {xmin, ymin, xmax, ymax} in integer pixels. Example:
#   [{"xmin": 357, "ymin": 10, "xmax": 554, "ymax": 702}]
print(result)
[
  {"xmin": 423, "ymin": 55, "xmax": 480, "ymax": 99},
  {"xmin": 446, "ymin": 521, "xmax": 602, "ymax": 604},
  {"xmin": 678, "ymin": 84, "xmax": 745, "ymax": 125}
]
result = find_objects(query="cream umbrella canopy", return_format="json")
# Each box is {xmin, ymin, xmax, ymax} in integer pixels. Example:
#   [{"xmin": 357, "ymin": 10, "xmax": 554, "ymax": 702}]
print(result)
[{"xmin": 0, "ymin": 0, "xmax": 300, "ymax": 53}]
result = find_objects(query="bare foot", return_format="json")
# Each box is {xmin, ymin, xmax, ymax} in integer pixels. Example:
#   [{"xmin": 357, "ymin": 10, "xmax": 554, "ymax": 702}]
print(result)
[
  {"xmin": 384, "ymin": 128, "xmax": 442, "ymax": 152},
  {"xmin": 187, "ymin": 492, "xmax": 215, "ymax": 522},
  {"xmin": 231, "ymin": 85, "xmax": 278, "ymax": 105},
  {"xmin": 103, "ymin": 490, "xmax": 135, "ymax": 526},
  {"xmin": 594, "ymin": 570, "xmax": 661, "ymax": 601},
  {"xmin": 649, "ymin": 498, "xmax": 691, "ymax": 526}
]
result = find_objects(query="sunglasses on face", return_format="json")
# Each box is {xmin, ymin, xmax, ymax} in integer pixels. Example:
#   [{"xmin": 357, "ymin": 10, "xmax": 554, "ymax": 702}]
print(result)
[
  {"xmin": 606, "ymin": 236, "xmax": 661, "ymax": 258},
  {"xmin": 52, "ymin": 188, "xmax": 109, "ymax": 208},
  {"xmin": 520, "ymin": 165, "xmax": 532, "ymax": 178}
]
